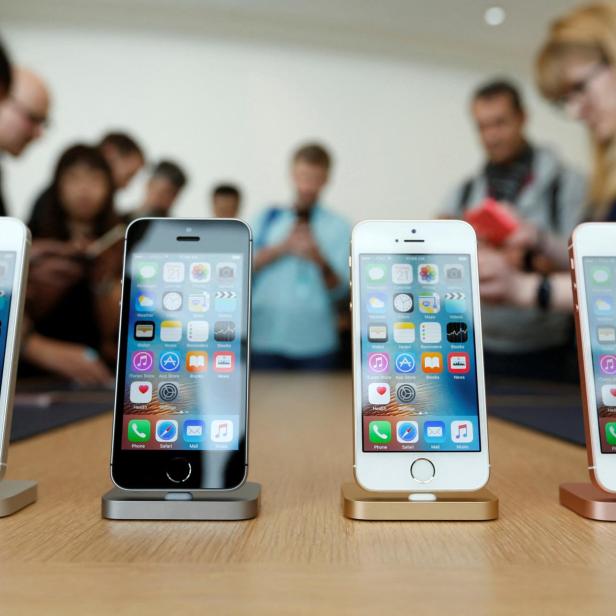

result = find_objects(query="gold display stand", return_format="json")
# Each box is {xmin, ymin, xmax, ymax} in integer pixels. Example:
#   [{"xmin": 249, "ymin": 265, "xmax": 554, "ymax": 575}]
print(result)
[
  {"xmin": 559, "ymin": 482, "xmax": 616, "ymax": 521},
  {"xmin": 341, "ymin": 482, "xmax": 498, "ymax": 521}
]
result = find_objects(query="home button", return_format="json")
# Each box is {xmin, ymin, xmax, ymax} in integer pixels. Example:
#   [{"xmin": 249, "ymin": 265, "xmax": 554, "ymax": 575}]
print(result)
[
  {"xmin": 410, "ymin": 458, "xmax": 435, "ymax": 483},
  {"xmin": 166, "ymin": 458, "xmax": 192, "ymax": 483}
]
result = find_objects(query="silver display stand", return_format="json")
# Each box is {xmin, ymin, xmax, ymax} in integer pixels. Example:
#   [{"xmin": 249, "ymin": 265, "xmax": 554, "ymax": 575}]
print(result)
[
  {"xmin": 0, "ymin": 479, "xmax": 37, "ymax": 517},
  {"xmin": 102, "ymin": 481, "xmax": 260, "ymax": 521}
]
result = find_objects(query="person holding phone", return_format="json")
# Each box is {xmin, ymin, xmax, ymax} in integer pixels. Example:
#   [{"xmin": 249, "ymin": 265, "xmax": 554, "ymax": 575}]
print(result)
[
  {"xmin": 441, "ymin": 79, "xmax": 586, "ymax": 380},
  {"xmin": 251, "ymin": 143, "xmax": 350, "ymax": 370},
  {"xmin": 20, "ymin": 143, "xmax": 121, "ymax": 385}
]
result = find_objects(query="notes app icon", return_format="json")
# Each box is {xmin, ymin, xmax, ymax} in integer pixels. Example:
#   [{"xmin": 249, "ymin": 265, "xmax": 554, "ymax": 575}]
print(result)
[
  {"xmin": 394, "ymin": 322, "xmax": 415, "ymax": 344},
  {"xmin": 160, "ymin": 320, "xmax": 182, "ymax": 342}
]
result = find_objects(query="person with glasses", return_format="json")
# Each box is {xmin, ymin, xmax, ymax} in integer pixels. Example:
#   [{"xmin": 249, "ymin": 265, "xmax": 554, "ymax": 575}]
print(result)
[
  {"xmin": 473, "ymin": 4, "xmax": 616, "ymax": 345},
  {"xmin": 441, "ymin": 79, "xmax": 586, "ymax": 381},
  {"xmin": 0, "ymin": 66, "xmax": 50, "ymax": 217}
]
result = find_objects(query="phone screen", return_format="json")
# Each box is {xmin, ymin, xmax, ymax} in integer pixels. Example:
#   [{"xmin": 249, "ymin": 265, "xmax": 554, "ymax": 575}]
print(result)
[
  {"xmin": 0, "ymin": 251, "xmax": 16, "ymax": 392},
  {"xmin": 359, "ymin": 254, "xmax": 481, "ymax": 452},
  {"xmin": 120, "ymin": 251, "xmax": 245, "ymax": 452},
  {"xmin": 582, "ymin": 257, "xmax": 616, "ymax": 453}
]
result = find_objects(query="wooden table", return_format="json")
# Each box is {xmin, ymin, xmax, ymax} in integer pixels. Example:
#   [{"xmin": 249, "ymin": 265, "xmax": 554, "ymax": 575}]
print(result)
[{"xmin": 0, "ymin": 374, "xmax": 613, "ymax": 615}]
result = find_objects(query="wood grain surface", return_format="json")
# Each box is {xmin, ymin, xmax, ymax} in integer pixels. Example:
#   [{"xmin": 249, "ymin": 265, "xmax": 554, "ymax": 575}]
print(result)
[{"xmin": 0, "ymin": 374, "xmax": 613, "ymax": 615}]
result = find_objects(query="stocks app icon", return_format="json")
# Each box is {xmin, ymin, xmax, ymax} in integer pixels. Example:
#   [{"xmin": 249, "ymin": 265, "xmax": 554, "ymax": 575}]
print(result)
[
  {"xmin": 214, "ymin": 321, "xmax": 236, "ymax": 341},
  {"xmin": 446, "ymin": 322, "xmax": 468, "ymax": 343}
]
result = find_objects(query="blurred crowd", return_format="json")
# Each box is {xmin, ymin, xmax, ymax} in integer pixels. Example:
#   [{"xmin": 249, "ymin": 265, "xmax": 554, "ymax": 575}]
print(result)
[{"xmin": 2, "ymin": 3, "xmax": 616, "ymax": 385}]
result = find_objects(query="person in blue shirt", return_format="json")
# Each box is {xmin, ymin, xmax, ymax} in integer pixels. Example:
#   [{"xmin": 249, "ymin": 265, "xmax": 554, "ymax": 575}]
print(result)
[{"xmin": 251, "ymin": 143, "xmax": 351, "ymax": 370}]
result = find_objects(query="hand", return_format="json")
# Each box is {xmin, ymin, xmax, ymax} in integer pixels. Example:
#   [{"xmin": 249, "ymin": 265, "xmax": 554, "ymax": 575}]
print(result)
[
  {"xmin": 478, "ymin": 246, "xmax": 519, "ymax": 304},
  {"xmin": 285, "ymin": 222, "xmax": 322, "ymax": 263},
  {"xmin": 23, "ymin": 335, "xmax": 114, "ymax": 387},
  {"xmin": 27, "ymin": 240, "xmax": 86, "ymax": 319}
]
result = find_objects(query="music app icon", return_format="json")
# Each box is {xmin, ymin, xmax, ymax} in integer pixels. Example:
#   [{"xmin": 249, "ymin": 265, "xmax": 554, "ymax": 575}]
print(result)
[
  {"xmin": 211, "ymin": 419, "xmax": 233, "ymax": 443},
  {"xmin": 131, "ymin": 351, "xmax": 154, "ymax": 372},
  {"xmin": 600, "ymin": 354, "xmax": 616, "ymax": 375},
  {"xmin": 368, "ymin": 352, "xmax": 389, "ymax": 373},
  {"xmin": 450, "ymin": 420, "xmax": 473, "ymax": 444}
]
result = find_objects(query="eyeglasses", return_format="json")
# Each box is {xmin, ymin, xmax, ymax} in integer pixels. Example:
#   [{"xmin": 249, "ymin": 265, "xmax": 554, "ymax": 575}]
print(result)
[
  {"xmin": 9, "ymin": 96, "xmax": 50, "ymax": 129},
  {"xmin": 556, "ymin": 62, "xmax": 609, "ymax": 110}
]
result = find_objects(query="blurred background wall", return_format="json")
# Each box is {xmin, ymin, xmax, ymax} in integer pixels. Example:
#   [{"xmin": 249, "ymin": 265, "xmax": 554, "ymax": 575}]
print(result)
[{"xmin": 1, "ymin": 0, "xmax": 589, "ymax": 222}]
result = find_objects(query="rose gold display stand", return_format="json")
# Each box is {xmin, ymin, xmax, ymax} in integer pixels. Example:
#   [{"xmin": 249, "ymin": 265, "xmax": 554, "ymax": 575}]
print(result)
[
  {"xmin": 341, "ymin": 482, "xmax": 498, "ymax": 521},
  {"xmin": 559, "ymin": 483, "xmax": 616, "ymax": 521}
]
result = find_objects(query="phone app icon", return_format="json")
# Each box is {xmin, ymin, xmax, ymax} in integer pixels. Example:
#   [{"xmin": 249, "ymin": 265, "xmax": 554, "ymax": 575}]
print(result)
[
  {"xmin": 186, "ymin": 351, "xmax": 208, "ymax": 372},
  {"xmin": 163, "ymin": 262, "xmax": 185, "ymax": 283},
  {"xmin": 368, "ymin": 383, "xmax": 390, "ymax": 405},
  {"xmin": 598, "ymin": 326, "xmax": 616, "ymax": 344},
  {"xmin": 369, "ymin": 420, "xmax": 391, "ymax": 444},
  {"xmin": 393, "ymin": 322, "xmax": 415, "ymax": 344},
  {"xmin": 135, "ymin": 261, "xmax": 158, "ymax": 282},
  {"xmin": 592, "ymin": 266, "xmax": 611, "ymax": 285},
  {"xmin": 444, "ymin": 292, "xmax": 466, "ymax": 314},
  {"xmin": 593, "ymin": 295, "xmax": 614, "ymax": 316},
  {"xmin": 130, "ymin": 381, "xmax": 152, "ymax": 403},
  {"xmin": 367, "ymin": 292, "xmax": 387, "ymax": 313},
  {"xmin": 134, "ymin": 321, "xmax": 155, "ymax": 341},
  {"xmin": 211, "ymin": 419, "xmax": 234, "ymax": 443},
  {"xmin": 187, "ymin": 320, "xmax": 209, "ymax": 342},
  {"xmin": 215, "ymin": 290, "xmax": 237, "ymax": 312},
  {"xmin": 393, "ymin": 293, "xmax": 414, "ymax": 313},
  {"xmin": 444, "ymin": 264, "xmax": 464, "ymax": 281},
  {"xmin": 451, "ymin": 420, "xmax": 473, "ymax": 444},
  {"xmin": 158, "ymin": 382, "xmax": 179, "ymax": 402},
  {"xmin": 190, "ymin": 262, "xmax": 211, "ymax": 283},
  {"xmin": 160, "ymin": 320, "xmax": 182, "ymax": 342},
  {"xmin": 606, "ymin": 422, "xmax": 616, "ymax": 445},
  {"xmin": 395, "ymin": 353, "xmax": 416, "ymax": 374},
  {"xmin": 159, "ymin": 351, "xmax": 181, "ymax": 372},
  {"xmin": 447, "ymin": 322, "xmax": 468, "ymax": 343},
  {"xmin": 448, "ymin": 352, "xmax": 470, "ymax": 373},
  {"xmin": 214, "ymin": 320, "xmax": 236, "ymax": 341},
  {"xmin": 600, "ymin": 354, "xmax": 616, "ymax": 375},
  {"xmin": 392, "ymin": 263, "xmax": 412, "ymax": 284},
  {"xmin": 396, "ymin": 421, "xmax": 419, "ymax": 443},
  {"xmin": 189, "ymin": 291, "xmax": 210, "ymax": 313},
  {"xmin": 132, "ymin": 351, "xmax": 153, "ymax": 372},
  {"xmin": 135, "ymin": 290, "xmax": 155, "ymax": 311},
  {"xmin": 396, "ymin": 383, "xmax": 416, "ymax": 403},
  {"xmin": 162, "ymin": 291, "xmax": 183, "ymax": 311},
  {"xmin": 424, "ymin": 420, "xmax": 445, "ymax": 443},
  {"xmin": 155, "ymin": 420, "xmax": 178, "ymax": 443},
  {"xmin": 418, "ymin": 263, "xmax": 439, "ymax": 284},
  {"xmin": 422, "ymin": 352, "xmax": 443, "ymax": 373},
  {"xmin": 602, "ymin": 384, "xmax": 616, "ymax": 406},
  {"xmin": 418, "ymin": 293, "xmax": 440, "ymax": 314},
  {"xmin": 367, "ymin": 264, "xmax": 386, "ymax": 282},
  {"xmin": 127, "ymin": 419, "xmax": 150, "ymax": 443},
  {"xmin": 368, "ymin": 352, "xmax": 389, "ymax": 373},
  {"xmin": 420, "ymin": 321, "xmax": 442, "ymax": 343},
  {"xmin": 217, "ymin": 262, "xmax": 237, "ymax": 283},
  {"xmin": 214, "ymin": 351, "xmax": 235, "ymax": 372},
  {"xmin": 183, "ymin": 419, "xmax": 205, "ymax": 443},
  {"xmin": 368, "ymin": 324, "xmax": 388, "ymax": 343}
]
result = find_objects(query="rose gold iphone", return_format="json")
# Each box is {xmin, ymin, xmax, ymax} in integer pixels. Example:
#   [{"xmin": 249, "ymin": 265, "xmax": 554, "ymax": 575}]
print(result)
[
  {"xmin": 351, "ymin": 220, "xmax": 490, "ymax": 491},
  {"xmin": 570, "ymin": 222, "xmax": 616, "ymax": 492}
]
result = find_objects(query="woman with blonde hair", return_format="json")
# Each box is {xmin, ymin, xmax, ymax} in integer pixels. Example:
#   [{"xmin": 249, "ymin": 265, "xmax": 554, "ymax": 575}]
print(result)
[{"xmin": 480, "ymin": 3, "xmax": 616, "ymax": 321}]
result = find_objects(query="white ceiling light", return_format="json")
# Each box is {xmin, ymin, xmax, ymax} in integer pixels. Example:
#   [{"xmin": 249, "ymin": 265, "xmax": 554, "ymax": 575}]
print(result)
[{"xmin": 484, "ymin": 6, "xmax": 506, "ymax": 26}]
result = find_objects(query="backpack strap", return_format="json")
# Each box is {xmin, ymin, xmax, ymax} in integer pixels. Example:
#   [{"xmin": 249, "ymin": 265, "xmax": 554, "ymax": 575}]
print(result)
[
  {"xmin": 547, "ymin": 174, "xmax": 561, "ymax": 232},
  {"xmin": 458, "ymin": 178, "xmax": 474, "ymax": 213},
  {"xmin": 254, "ymin": 207, "xmax": 282, "ymax": 250}
]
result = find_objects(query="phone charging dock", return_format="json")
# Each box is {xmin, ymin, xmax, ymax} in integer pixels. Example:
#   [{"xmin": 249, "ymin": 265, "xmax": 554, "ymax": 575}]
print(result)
[
  {"xmin": 341, "ymin": 482, "xmax": 498, "ymax": 521},
  {"xmin": 0, "ymin": 479, "xmax": 37, "ymax": 517},
  {"xmin": 102, "ymin": 482, "xmax": 260, "ymax": 521},
  {"xmin": 560, "ymin": 482, "xmax": 616, "ymax": 521}
]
